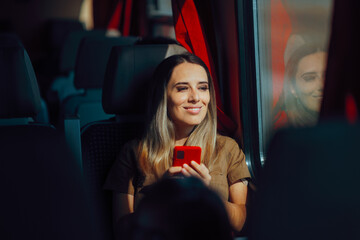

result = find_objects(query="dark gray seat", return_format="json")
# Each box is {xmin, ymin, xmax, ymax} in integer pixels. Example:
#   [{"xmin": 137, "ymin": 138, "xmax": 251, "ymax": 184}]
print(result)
[
  {"xmin": 0, "ymin": 33, "xmax": 42, "ymax": 124},
  {"xmin": 59, "ymin": 35, "xmax": 139, "ymax": 128},
  {"xmin": 0, "ymin": 33, "xmax": 101, "ymax": 240},
  {"xmin": 251, "ymin": 121, "xmax": 360, "ymax": 240}
]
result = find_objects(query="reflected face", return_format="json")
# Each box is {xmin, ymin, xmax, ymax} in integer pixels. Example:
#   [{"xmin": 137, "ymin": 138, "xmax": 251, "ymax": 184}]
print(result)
[
  {"xmin": 293, "ymin": 51, "xmax": 327, "ymax": 112},
  {"xmin": 167, "ymin": 62, "xmax": 210, "ymax": 131}
]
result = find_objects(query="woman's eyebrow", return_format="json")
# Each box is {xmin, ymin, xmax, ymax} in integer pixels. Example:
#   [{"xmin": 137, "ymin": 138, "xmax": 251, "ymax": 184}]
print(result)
[
  {"xmin": 173, "ymin": 81, "xmax": 209, "ymax": 86},
  {"xmin": 198, "ymin": 81, "xmax": 209, "ymax": 84},
  {"xmin": 174, "ymin": 82, "xmax": 190, "ymax": 86},
  {"xmin": 301, "ymin": 71, "xmax": 318, "ymax": 77}
]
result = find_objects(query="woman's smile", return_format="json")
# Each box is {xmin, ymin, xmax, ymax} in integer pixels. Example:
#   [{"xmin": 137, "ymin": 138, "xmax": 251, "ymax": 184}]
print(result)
[{"xmin": 184, "ymin": 106, "xmax": 203, "ymax": 114}]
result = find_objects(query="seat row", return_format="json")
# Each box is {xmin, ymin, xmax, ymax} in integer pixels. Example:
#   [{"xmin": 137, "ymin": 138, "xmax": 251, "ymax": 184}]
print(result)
[{"xmin": 0, "ymin": 32, "xmax": 186, "ymax": 240}]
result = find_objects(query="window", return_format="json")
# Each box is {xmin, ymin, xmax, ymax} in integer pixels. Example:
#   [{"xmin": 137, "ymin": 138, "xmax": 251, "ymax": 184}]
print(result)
[{"xmin": 238, "ymin": 0, "xmax": 334, "ymax": 175}]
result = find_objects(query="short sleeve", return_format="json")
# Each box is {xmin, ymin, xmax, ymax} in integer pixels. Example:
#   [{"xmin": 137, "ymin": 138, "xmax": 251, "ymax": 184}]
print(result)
[
  {"xmin": 103, "ymin": 141, "xmax": 138, "ymax": 195},
  {"xmin": 226, "ymin": 139, "xmax": 251, "ymax": 185}
]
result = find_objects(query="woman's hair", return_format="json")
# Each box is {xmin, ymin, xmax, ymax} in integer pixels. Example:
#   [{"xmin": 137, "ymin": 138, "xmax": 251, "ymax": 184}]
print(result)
[
  {"xmin": 274, "ymin": 42, "xmax": 327, "ymax": 127},
  {"xmin": 138, "ymin": 53, "xmax": 217, "ymax": 178}
]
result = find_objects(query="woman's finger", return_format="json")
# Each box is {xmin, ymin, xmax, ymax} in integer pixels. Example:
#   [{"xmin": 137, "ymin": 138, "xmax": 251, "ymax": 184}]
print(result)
[
  {"xmin": 190, "ymin": 162, "xmax": 211, "ymax": 185},
  {"xmin": 183, "ymin": 163, "xmax": 201, "ymax": 178},
  {"xmin": 190, "ymin": 162, "xmax": 209, "ymax": 177}
]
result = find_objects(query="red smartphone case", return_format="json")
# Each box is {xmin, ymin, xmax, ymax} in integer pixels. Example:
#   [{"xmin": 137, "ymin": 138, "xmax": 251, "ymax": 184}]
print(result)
[{"xmin": 173, "ymin": 146, "xmax": 202, "ymax": 167}]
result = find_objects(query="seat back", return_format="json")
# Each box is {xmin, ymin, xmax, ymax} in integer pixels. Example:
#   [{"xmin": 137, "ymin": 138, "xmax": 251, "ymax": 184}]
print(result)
[
  {"xmin": 0, "ymin": 33, "xmax": 41, "ymax": 123},
  {"xmin": 0, "ymin": 33, "xmax": 101, "ymax": 239},
  {"xmin": 59, "ymin": 29, "xmax": 106, "ymax": 75},
  {"xmin": 0, "ymin": 126, "xmax": 101, "ymax": 240},
  {"xmin": 80, "ymin": 43, "xmax": 187, "ymax": 240},
  {"xmin": 251, "ymin": 121, "xmax": 360, "ymax": 240},
  {"xmin": 60, "ymin": 35, "xmax": 139, "ymax": 127}
]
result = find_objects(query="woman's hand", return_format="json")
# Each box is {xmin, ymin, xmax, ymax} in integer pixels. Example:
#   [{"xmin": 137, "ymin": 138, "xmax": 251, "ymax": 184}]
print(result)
[
  {"xmin": 163, "ymin": 166, "xmax": 183, "ymax": 178},
  {"xmin": 181, "ymin": 161, "xmax": 211, "ymax": 186}
]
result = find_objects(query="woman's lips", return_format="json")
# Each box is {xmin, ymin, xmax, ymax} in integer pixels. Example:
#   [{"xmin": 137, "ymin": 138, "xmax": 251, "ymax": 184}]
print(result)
[
  {"xmin": 313, "ymin": 95, "xmax": 323, "ymax": 99},
  {"xmin": 184, "ymin": 106, "xmax": 202, "ymax": 114}
]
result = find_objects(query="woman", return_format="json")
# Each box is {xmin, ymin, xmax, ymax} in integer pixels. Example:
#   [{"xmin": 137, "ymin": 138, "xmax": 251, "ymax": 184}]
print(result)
[
  {"xmin": 274, "ymin": 43, "xmax": 327, "ymax": 128},
  {"xmin": 104, "ymin": 53, "xmax": 251, "ymax": 236}
]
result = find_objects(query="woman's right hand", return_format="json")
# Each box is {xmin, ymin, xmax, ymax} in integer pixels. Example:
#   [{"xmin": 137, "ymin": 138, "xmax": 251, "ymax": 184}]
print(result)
[{"xmin": 163, "ymin": 166, "xmax": 183, "ymax": 178}]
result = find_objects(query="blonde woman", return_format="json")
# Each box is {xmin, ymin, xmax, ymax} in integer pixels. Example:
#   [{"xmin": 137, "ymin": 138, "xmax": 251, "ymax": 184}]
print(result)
[{"xmin": 104, "ymin": 53, "xmax": 251, "ymax": 237}]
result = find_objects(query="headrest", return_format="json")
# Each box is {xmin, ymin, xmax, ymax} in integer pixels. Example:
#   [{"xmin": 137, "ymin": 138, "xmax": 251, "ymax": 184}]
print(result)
[
  {"xmin": 47, "ymin": 18, "xmax": 85, "ymax": 50},
  {"xmin": 59, "ymin": 30, "xmax": 106, "ymax": 74},
  {"xmin": 74, "ymin": 35, "xmax": 139, "ymax": 89},
  {"xmin": 0, "ymin": 34, "xmax": 41, "ymax": 118},
  {"xmin": 102, "ymin": 44, "xmax": 188, "ymax": 115}
]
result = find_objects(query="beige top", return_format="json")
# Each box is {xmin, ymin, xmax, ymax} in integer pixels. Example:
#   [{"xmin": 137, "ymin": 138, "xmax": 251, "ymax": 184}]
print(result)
[{"xmin": 104, "ymin": 135, "xmax": 251, "ymax": 207}]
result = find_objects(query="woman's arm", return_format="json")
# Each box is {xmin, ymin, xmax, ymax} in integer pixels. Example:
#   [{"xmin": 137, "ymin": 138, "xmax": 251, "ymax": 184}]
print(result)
[
  {"xmin": 224, "ymin": 181, "xmax": 248, "ymax": 231},
  {"xmin": 112, "ymin": 192, "xmax": 134, "ymax": 238}
]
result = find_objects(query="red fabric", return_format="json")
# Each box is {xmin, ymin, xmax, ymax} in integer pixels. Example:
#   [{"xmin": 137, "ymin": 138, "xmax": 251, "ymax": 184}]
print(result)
[
  {"xmin": 122, "ymin": 0, "xmax": 133, "ymax": 36},
  {"xmin": 271, "ymin": 0, "xmax": 292, "ymax": 107},
  {"xmin": 346, "ymin": 94, "xmax": 358, "ymax": 124},
  {"xmin": 107, "ymin": 0, "xmax": 123, "ymax": 30},
  {"xmin": 172, "ymin": 0, "xmax": 237, "ymax": 134},
  {"xmin": 106, "ymin": 0, "xmax": 132, "ymax": 36},
  {"xmin": 274, "ymin": 110, "xmax": 289, "ymax": 130}
]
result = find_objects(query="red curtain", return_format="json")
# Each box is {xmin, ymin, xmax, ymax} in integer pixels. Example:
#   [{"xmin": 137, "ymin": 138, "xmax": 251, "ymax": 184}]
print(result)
[
  {"xmin": 271, "ymin": 0, "xmax": 292, "ymax": 107},
  {"xmin": 93, "ymin": 0, "xmax": 119, "ymax": 29},
  {"xmin": 171, "ymin": 0, "xmax": 238, "ymax": 139},
  {"xmin": 106, "ymin": 0, "xmax": 147, "ymax": 36},
  {"xmin": 106, "ymin": 0, "xmax": 133, "ymax": 36},
  {"xmin": 320, "ymin": 0, "xmax": 359, "ymax": 123}
]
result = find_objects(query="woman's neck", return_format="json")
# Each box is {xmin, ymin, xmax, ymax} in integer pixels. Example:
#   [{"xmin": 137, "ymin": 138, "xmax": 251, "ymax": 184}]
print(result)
[{"xmin": 174, "ymin": 125, "xmax": 195, "ymax": 146}]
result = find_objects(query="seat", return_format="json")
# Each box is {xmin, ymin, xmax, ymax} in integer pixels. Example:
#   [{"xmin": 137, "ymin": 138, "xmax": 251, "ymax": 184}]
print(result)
[
  {"xmin": 45, "ymin": 18, "xmax": 85, "ymax": 75},
  {"xmin": 0, "ymin": 33, "xmax": 43, "ymax": 125},
  {"xmin": 48, "ymin": 29, "xmax": 107, "ymax": 103},
  {"xmin": 59, "ymin": 35, "xmax": 139, "ymax": 128},
  {"xmin": 0, "ymin": 33, "xmax": 51, "ymax": 124},
  {"xmin": 251, "ymin": 121, "xmax": 360, "ymax": 240},
  {"xmin": 80, "ymin": 43, "xmax": 187, "ymax": 240},
  {"xmin": 0, "ymin": 32, "xmax": 101, "ymax": 240}
]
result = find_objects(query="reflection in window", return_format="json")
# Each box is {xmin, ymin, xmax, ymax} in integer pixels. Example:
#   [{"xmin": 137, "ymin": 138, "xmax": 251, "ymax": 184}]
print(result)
[
  {"xmin": 273, "ymin": 42, "xmax": 327, "ymax": 128},
  {"xmin": 254, "ymin": 0, "xmax": 333, "ymax": 163}
]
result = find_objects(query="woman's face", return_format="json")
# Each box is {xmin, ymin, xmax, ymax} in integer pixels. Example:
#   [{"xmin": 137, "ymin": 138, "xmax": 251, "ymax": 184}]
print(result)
[
  {"xmin": 167, "ymin": 62, "xmax": 210, "ymax": 132},
  {"xmin": 293, "ymin": 51, "xmax": 327, "ymax": 112}
]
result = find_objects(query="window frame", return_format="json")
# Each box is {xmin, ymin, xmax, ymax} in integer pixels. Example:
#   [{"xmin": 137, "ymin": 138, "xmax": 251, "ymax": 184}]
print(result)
[{"xmin": 236, "ymin": 0, "xmax": 264, "ymax": 181}]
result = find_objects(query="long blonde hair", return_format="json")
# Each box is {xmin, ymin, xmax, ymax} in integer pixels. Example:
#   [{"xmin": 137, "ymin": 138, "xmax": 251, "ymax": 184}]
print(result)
[{"xmin": 138, "ymin": 53, "xmax": 217, "ymax": 178}]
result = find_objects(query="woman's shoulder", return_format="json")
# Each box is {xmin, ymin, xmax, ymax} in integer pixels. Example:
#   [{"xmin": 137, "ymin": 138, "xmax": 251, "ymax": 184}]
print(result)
[
  {"xmin": 216, "ymin": 134, "xmax": 239, "ymax": 150},
  {"xmin": 216, "ymin": 134, "xmax": 238, "ymax": 144},
  {"xmin": 117, "ymin": 139, "xmax": 141, "ymax": 160}
]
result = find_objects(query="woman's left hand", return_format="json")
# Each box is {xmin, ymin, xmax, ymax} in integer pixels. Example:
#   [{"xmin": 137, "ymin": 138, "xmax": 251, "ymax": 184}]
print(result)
[{"xmin": 181, "ymin": 161, "xmax": 211, "ymax": 186}]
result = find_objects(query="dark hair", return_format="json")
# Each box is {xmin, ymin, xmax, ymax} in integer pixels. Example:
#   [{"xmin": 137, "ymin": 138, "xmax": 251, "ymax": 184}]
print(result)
[{"xmin": 129, "ymin": 177, "xmax": 233, "ymax": 240}]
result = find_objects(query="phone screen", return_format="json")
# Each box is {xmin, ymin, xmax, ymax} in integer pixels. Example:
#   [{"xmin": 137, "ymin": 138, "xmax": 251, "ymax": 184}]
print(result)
[{"xmin": 173, "ymin": 146, "xmax": 201, "ymax": 167}]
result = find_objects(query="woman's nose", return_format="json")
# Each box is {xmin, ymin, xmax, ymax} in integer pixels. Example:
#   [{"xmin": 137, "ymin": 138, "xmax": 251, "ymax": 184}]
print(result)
[
  {"xmin": 318, "ymin": 74, "xmax": 325, "ymax": 91},
  {"xmin": 188, "ymin": 89, "xmax": 200, "ymax": 102}
]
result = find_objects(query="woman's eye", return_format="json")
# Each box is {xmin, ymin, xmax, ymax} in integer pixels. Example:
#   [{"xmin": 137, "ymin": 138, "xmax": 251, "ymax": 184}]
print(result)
[
  {"xmin": 302, "ymin": 74, "xmax": 317, "ymax": 82},
  {"xmin": 199, "ymin": 85, "xmax": 209, "ymax": 91},
  {"xmin": 177, "ymin": 86, "xmax": 188, "ymax": 91}
]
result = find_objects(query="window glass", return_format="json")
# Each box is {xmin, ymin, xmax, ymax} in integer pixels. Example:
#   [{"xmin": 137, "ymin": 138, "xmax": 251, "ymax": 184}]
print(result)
[
  {"xmin": 254, "ymin": 0, "xmax": 333, "ymax": 164},
  {"xmin": 147, "ymin": 0, "xmax": 176, "ymax": 39}
]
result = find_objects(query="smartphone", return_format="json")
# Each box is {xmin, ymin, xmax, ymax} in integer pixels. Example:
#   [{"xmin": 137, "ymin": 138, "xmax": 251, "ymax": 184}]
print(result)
[{"xmin": 173, "ymin": 146, "xmax": 202, "ymax": 167}]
